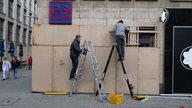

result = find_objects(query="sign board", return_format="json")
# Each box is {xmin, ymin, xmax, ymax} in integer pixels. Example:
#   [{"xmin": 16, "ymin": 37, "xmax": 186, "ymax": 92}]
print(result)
[
  {"xmin": 173, "ymin": 26, "xmax": 192, "ymax": 93},
  {"xmin": 49, "ymin": 1, "xmax": 72, "ymax": 24}
]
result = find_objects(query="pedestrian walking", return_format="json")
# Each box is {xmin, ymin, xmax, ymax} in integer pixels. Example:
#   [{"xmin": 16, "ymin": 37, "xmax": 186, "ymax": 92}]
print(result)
[
  {"xmin": 28, "ymin": 56, "xmax": 32, "ymax": 70},
  {"xmin": 112, "ymin": 20, "xmax": 129, "ymax": 61},
  {"xmin": 12, "ymin": 56, "xmax": 20, "ymax": 79},
  {"xmin": 2, "ymin": 57, "xmax": 11, "ymax": 80}
]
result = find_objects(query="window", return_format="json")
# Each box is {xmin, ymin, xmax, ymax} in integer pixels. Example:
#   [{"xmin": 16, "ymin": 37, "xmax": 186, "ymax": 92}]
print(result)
[
  {"xmin": 0, "ymin": 0, "xmax": 3, "ymax": 13},
  {"xmin": 0, "ymin": 19, "xmax": 3, "ymax": 40},
  {"xmin": 24, "ymin": 0, "xmax": 27, "ymax": 7},
  {"xmin": 139, "ymin": 34, "xmax": 154, "ymax": 47},
  {"xmin": 126, "ymin": 26, "xmax": 157, "ymax": 47},
  {"xmin": 23, "ymin": 9, "xmax": 27, "ymax": 25},
  {"xmin": 28, "ymin": 31, "xmax": 31, "ymax": 44},
  {"xmin": 16, "ymin": 26, "xmax": 20, "ymax": 43},
  {"xmin": 23, "ymin": 29, "xmax": 26, "ymax": 44},
  {"xmin": 29, "ymin": 0, "xmax": 32, "ymax": 11},
  {"xmin": 8, "ymin": 0, "xmax": 13, "ymax": 17},
  {"xmin": 29, "ymin": 13, "xmax": 32, "ymax": 27},
  {"xmin": 34, "ymin": 0, "xmax": 37, "ymax": 13},
  {"xmin": 8, "ymin": 22, "xmax": 13, "ymax": 42},
  {"xmin": 138, "ymin": 27, "xmax": 157, "ymax": 47},
  {"xmin": 17, "ymin": 5, "xmax": 21, "ymax": 21}
]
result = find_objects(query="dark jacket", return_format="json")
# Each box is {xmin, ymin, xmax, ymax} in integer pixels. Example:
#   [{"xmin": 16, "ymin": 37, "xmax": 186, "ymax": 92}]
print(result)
[
  {"xmin": 12, "ymin": 60, "xmax": 20, "ymax": 70},
  {"xmin": 70, "ymin": 39, "xmax": 82, "ymax": 58}
]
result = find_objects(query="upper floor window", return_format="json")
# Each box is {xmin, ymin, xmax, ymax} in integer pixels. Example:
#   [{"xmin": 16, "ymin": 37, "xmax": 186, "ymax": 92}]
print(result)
[
  {"xmin": 29, "ymin": 13, "xmax": 32, "ymax": 27},
  {"xmin": 24, "ymin": 0, "xmax": 27, "ymax": 7},
  {"xmin": 8, "ymin": 22, "xmax": 13, "ymax": 42},
  {"xmin": 23, "ymin": 29, "xmax": 27, "ymax": 44},
  {"xmin": 29, "ymin": 0, "xmax": 32, "ymax": 11},
  {"xmin": 126, "ymin": 26, "xmax": 157, "ymax": 47},
  {"xmin": 28, "ymin": 31, "xmax": 31, "ymax": 45},
  {"xmin": 0, "ymin": 19, "xmax": 3, "ymax": 40},
  {"xmin": 17, "ymin": 5, "xmax": 21, "ymax": 21},
  {"xmin": 16, "ymin": 26, "xmax": 21, "ymax": 43},
  {"xmin": 0, "ymin": 0, "xmax": 3, "ymax": 13},
  {"xmin": 8, "ymin": 0, "xmax": 13, "ymax": 17},
  {"xmin": 23, "ymin": 9, "xmax": 27, "ymax": 25}
]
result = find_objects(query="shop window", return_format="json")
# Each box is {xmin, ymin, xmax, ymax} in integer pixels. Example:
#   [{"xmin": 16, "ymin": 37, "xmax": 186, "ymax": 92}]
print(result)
[{"xmin": 126, "ymin": 26, "xmax": 157, "ymax": 47}]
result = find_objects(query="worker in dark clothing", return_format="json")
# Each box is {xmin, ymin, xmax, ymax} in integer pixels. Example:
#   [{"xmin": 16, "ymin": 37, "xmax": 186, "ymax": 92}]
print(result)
[
  {"xmin": 69, "ymin": 34, "xmax": 82, "ymax": 80},
  {"xmin": 112, "ymin": 20, "xmax": 129, "ymax": 61}
]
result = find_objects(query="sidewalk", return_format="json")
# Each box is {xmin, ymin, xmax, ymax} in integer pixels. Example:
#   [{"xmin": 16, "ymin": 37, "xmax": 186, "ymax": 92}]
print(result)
[{"xmin": 0, "ymin": 67, "xmax": 192, "ymax": 108}]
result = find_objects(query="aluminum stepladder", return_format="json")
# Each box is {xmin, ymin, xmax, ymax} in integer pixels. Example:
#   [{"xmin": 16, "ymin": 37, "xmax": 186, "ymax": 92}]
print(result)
[
  {"xmin": 68, "ymin": 40, "xmax": 107, "ymax": 103},
  {"xmin": 95, "ymin": 43, "xmax": 134, "ymax": 100},
  {"xmin": 68, "ymin": 41, "xmax": 88, "ymax": 97}
]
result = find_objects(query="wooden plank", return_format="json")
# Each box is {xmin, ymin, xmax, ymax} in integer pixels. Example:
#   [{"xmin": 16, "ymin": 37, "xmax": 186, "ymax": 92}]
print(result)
[
  {"xmin": 95, "ymin": 47, "xmax": 117, "ymax": 93},
  {"xmin": 33, "ymin": 25, "xmax": 80, "ymax": 46},
  {"xmin": 138, "ymin": 48, "xmax": 160, "ymax": 94},
  {"xmin": 117, "ymin": 47, "xmax": 138, "ymax": 94},
  {"xmin": 80, "ymin": 26, "xmax": 115, "ymax": 47},
  {"xmin": 32, "ymin": 46, "xmax": 53, "ymax": 92}
]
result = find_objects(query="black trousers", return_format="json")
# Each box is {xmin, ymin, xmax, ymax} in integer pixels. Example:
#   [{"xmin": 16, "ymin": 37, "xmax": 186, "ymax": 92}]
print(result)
[
  {"xmin": 116, "ymin": 35, "xmax": 125, "ymax": 58},
  {"xmin": 69, "ymin": 56, "xmax": 78, "ymax": 79}
]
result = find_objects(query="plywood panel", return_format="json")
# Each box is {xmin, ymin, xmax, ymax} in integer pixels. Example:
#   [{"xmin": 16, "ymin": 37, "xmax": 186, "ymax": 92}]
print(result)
[
  {"xmin": 95, "ymin": 47, "xmax": 117, "ymax": 93},
  {"xmin": 138, "ymin": 48, "xmax": 160, "ymax": 94},
  {"xmin": 117, "ymin": 47, "xmax": 138, "ymax": 94},
  {"xmin": 33, "ymin": 25, "xmax": 80, "ymax": 46},
  {"xmin": 53, "ymin": 46, "xmax": 95, "ymax": 93},
  {"xmin": 80, "ymin": 26, "xmax": 115, "ymax": 47},
  {"xmin": 52, "ymin": 47, "xmax": 71, "ymax": 92},
  {"xmin": 32, "ymin": 46, "xmax": 53, "ymax": 92}
]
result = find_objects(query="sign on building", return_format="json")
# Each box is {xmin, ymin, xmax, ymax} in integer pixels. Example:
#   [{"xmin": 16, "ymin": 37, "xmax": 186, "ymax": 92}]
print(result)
[{"xmin": 49, "ymin": 1, "xmax": 72, "ymax": 24}]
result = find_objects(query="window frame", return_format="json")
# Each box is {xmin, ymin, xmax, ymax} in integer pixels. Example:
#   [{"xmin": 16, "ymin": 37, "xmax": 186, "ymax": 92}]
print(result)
[
  {"xmin": 17, "ymin": 5, "xmax": 21, "ymax": 21},
  {"xmin": 16, "ymin": 26, "xmax": 20, "ymax": 43},
  {"xmin": 8, "ymin": 22, "xmax": 13, "ymax": 42},
  {"xmin": 23, "ymin": 28, "xmax": 27, "ymax": 44},
  {"xmin": 0, "ymin": 0, "xmax": 3, "ymax": 13},
  {"xmin": 0, "ymin": 19, "xmax": 3, "ymax": 40},
  {"xmin": 8, "ymin": 0, "xmax": 14, "ymax": 18},
  {"xmin": 23, "ymin": 9, "xmax": 27, "ymax": 25}
]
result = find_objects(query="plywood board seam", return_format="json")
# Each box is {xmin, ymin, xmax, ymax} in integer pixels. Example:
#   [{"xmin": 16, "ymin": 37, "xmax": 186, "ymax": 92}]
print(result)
[{"xmin": 51, "ymin": 46, "xmax": 54, "ymax": 91}]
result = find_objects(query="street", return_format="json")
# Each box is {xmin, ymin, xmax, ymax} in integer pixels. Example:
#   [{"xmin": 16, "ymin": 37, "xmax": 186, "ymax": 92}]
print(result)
[{"xmin": 0, "ymin": 67, "xmax": 192, "ymax": 108}]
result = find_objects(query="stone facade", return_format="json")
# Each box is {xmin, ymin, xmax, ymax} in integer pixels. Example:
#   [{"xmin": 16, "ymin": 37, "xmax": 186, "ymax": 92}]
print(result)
[
  {"xmin": 0, "ymin": 0, "xmax": 37, "ymax": 61},
  {"xmin": 35, "ymin": 0, "xmax": 192, "ymax": 93}
]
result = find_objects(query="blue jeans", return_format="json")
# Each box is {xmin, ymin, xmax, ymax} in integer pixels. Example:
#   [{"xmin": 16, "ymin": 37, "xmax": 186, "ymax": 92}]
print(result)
[{"xmin": 13, "ymin": 68, "xmax": 18, "ymax": 78}]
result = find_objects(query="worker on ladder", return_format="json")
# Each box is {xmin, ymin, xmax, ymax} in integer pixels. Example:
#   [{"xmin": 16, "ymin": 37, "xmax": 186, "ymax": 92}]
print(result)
[
  {"xmin": 69, "ymin": 34, "xmax": 83, "ymax": 80},
  {"xmin": 112, "ymin": 20, "xmax": 130, "ymax": 61}
]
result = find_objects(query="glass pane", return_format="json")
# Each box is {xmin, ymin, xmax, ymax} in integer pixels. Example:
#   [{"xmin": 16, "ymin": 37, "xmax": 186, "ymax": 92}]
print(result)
[
  {"xmin": 139, "ymin": 33, "xmax": 154, "ymax": 47},
  {"xmin": 0, "ymin": 20, "xmax": 3, "ymax": 40}
]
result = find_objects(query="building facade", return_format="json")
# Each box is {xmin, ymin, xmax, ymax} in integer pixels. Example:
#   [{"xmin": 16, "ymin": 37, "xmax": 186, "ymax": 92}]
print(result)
[
  {"xmin": 0, "ymin": 0, "xmax": 37, "ymax": 62},
  {"xmin": 33, "ymin": 0, "xmax": 192, "ymax": 94}
]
